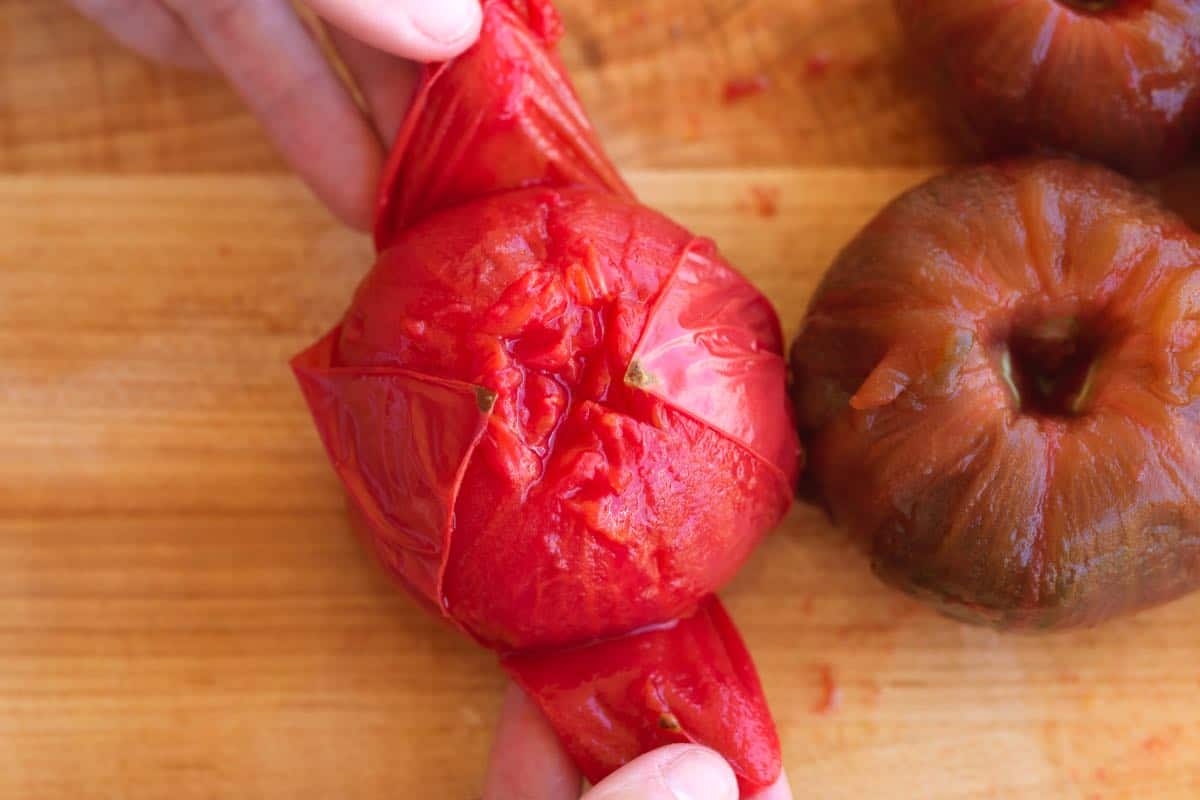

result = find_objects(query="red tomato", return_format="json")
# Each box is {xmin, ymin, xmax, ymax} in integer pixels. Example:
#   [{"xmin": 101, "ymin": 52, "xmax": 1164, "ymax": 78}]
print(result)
[
  {"xmin": 293, "ymin": 0, "xmax": 799, "ymax": 790},
  {"xmin": 895, "ymin": 0, "xmax": 1200, "ymax": 176}
]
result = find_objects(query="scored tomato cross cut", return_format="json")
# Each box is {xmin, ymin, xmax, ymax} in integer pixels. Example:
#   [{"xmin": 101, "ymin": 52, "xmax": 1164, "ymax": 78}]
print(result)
[{"xmin": 292, "ymin": 0, "xmax": 799, "ymax": 793}]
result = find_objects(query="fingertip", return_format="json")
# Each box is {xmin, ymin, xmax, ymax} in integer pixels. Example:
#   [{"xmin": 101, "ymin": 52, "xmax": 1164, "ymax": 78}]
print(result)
[
  {"xmin": 584, "ymin": 744, "xmax": 738, "ymax": 800},
  {"xmin": 308, "ymin": 0, "xmax": 482, "ymax": 63},
  {"xmin": 659, "ymin": 746, "xmax": 740, "ymax": 800},
  {"xmin": 483, "ymin": 682, "xmax": 580, "ymax": 800},
  {"xmin": 406, "ymin": 0, "xmax": 483, "ymax": 58}
]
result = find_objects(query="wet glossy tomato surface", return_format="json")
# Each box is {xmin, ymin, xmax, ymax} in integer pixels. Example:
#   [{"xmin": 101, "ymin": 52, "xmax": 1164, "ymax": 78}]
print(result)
[
  {"xmin": 792, "ymin": 159, "xmax": 1200, "ymax": 630},
  {"xmin": 896, "ymin": 0, "xmax": 1200, "ymax": 175},
  {"xmin": 333, "ymin": 186, "xmax": 795, "ymax": 652},
  {"xmin": 293, "ymin": 0, "xmax": 798, "ymax": 792}
]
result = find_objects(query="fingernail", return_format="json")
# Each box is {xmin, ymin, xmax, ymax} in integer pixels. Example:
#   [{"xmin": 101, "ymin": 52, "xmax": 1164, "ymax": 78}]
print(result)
[
  {"xmin": 409, "ymin": 0, "xmax": 480, "ymax": 44},
  {"xmin": 662, "ymin": 748, "xmax": 738, "ymax": 800}
]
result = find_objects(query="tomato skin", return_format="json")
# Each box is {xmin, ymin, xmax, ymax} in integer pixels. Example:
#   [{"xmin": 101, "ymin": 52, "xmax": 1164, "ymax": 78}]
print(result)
[
  {"xmin": 895, "ymin": 0, "xmax": 1200, "ymax": 176},
  {"xmin": 503, "ymin": 597, "xmax": 782, "ymax": 795},
  {"xmin": 294, "ymin": 0, "xmax": 796, "ymax": 791},
  {"xmin": 373, "ymin": 0, "xmax": 631, "ymax": 249},
  {"xmin": 791, "ymin": 158, "xmax": 1200, "ymax": 630},
  {"xmin": 330, "ymin": 187, "xmax": 795, "ymax": 652}
]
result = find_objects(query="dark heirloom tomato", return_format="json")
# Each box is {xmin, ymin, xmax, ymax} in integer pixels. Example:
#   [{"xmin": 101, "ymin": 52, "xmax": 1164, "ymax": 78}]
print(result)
[
  {"xmin": 293, "ymin": 0, "xmax": 798, "ymax": 792},
  {"xmin": 791, "ymin": 159, "xmax": 1200, "ymax": 630},
  {"xmin": 895, "ymin": 0, "xmax": 1200, "ymax": 176}
]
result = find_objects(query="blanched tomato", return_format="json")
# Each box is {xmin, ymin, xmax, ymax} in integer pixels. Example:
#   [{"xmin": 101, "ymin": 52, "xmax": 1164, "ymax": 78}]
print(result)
[
  {"xmin": 896, "ymin": 0, "xmax": 1200, "ymax": 176},
  {"xmin": 792, "ymin": 159, "xmax": 1200, "ymax": 629},
  {"xmin": 293, "ymin": 0, "xmax": 798, "ymax": 791}
]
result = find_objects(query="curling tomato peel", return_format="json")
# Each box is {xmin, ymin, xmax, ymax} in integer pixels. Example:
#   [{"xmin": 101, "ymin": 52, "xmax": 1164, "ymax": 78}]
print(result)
[
  {"xmin": 293, "ymin": 0, "xmax": 798, "ymax": 792},
  {"xmin": 374, "ymin": 0, "xmax": 632, "ymax": 249},
  {"xmin": 502, "ymin": 597, "xmax": 782, "ymax": 795},
  {"xmin": 293, "ymin": 328, "xmax": 493, "ymax": 608},
  {"xmin": 630, "ymin": 240, "xmax": 800, "ymax": 480}
]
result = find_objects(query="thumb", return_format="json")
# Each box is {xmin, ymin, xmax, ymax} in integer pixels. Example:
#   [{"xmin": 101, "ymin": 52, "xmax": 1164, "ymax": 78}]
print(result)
[
  {"xmin": 305, "ymin": 0, "xmax": 482, "ymax": 62},
  {"xmin": 583, "ymin": 745, "xmax": 739, "ymax": 800}
]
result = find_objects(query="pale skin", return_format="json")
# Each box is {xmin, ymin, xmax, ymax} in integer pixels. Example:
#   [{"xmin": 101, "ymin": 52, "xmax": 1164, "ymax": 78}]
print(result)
[
  {"xmin": 69, "ymin": 0, "xmax": 485, "ymax": 230},
  {"xmin": 69, "ymin": 2, "xmax": 795, "ymax": 797}
]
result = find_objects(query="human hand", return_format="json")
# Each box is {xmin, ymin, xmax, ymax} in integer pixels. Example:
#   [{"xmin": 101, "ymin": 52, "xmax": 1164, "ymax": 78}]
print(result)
[
  {"xmin": 68, "ymin": 0, "xmax": 483, "ymax": 230},
  {"xmin": 483, "ymin": 683, "xmax": 794, "ymax": 800}
]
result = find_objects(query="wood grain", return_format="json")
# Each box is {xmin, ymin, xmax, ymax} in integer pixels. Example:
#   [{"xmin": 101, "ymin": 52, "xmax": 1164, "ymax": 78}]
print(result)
[
  {"xmin": 3, "ymin": 0, "xmax": 1200, "ymax": 798},
  {"xmin": 0, "ymin": 0, "xmax": 967, "ymax": 173}
]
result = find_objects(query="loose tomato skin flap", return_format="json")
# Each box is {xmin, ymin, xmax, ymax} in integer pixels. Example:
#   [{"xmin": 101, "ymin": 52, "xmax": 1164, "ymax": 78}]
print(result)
[
  {"xmin": 631, "ymin": 240, "xmax": 801, "ymax": 484},
  {"xmin": 374, "ymin": 0, "xmax": 632, "ymax": 248},
  {"xmin": 294, "ymin": 0, "xmax": 793, "ymax": 792},
  {"xmin": 501, "ymin": 596, "xmax": 782, "ymax": 794},
  {"xmin": 292, "ymin": 328, "xmax": 492, "ymax": 607}
]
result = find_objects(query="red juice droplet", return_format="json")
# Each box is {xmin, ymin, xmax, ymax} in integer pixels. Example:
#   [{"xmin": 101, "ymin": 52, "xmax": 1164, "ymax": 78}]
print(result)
[
  {"xmin": 749, "ymin": 186, "xmax": 781, "ymax": 218},
  {"xmin": 813, "ymin": 664, "xmax": 841, "ymax": 715},
  {"xmin": 805, "ymin": 53, "xmax": 833, "ymax": 79},
  {"xmin": 723, "ymin": 74, "xmax": 771, "ymax": 104}
]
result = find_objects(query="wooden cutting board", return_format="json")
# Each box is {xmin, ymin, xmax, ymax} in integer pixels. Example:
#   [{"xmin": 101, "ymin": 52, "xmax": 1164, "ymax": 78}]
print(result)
[{"xmin": 2, "ymin": 2, "xmax": 1199, "ymax": 798}]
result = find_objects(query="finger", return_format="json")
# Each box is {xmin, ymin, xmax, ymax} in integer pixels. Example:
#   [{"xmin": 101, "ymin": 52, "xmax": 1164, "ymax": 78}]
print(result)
[
  {"xmin": 166, "ymin": 0, "xmax": 383, "ymax": 230},
  {"xmin": 69, "ymin": 0, "xmax": 211, "ymax": 70},
  {"xmin": 326, "ymin": 26, "xmax": 419, "ymax": 146},
  {"xmin": 482, "ymin": 682, "xmax": 581, "ymax": 800},
  {"xmin": 583, "ymin": 745, "xmax": 739, "ymax": 800},
  {"xmin": 747, "ymin": 770, "xmax": 794, "ymax": 800},
  {"xmin": 304, "ymin": 0, "xmax": 482, "ymax": 63}
]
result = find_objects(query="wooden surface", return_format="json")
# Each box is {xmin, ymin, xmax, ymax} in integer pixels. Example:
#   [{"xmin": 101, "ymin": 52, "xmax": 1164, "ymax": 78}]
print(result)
[{"xmin": 2, "ymin": 2, "xmax": 1199, "ymax": 799}]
